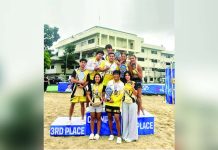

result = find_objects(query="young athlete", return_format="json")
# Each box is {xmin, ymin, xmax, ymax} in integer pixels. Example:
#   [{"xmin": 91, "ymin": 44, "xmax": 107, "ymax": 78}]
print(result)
[
  {"xmin": 122, "ymin": 71, "xmax": 138, "ymax": 142},
  {"xmin": 86, "ymin": 50, "xmax": 104, "ymax": 108},
  {"xmin": 117, "ymin": 52, "xmax": 129, "ymax": 83},
  {"xmin": 103, "ymin": 44, "xmax": 113, "ymax": 61},
  {"xmin": 99, "ymin": 52, "xmax": 119, "ymax": 86},
  {"xmin": 87, "ymin": 73, "xmax": 106, "ymax": 140},
  {"xmin": 105, "ymin": 70, "xmax": 124, "ymax": 144},
  {"xmin": 69, "ymin": 58, "xmax": 89, "ymax": 123},
  {"xmin": 128, "ymin": 54, "xmax": 144, "ymax": 115}
]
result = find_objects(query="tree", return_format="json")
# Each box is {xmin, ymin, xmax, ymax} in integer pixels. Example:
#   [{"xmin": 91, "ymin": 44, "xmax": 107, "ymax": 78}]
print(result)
[
  {"xmin": 44, "ymin": 50, "xmax": 51, "ymax": 71},
  {"xmin": 44, "ymin": 24, "xmax": 60, "ymax": 50},
  {"xmin": 60, "ymin": 44, "xmax": 78, "ymax": 75},
  {"xmin": 44, "ymin": 24, "xmax": 60, "ymax": 72}
]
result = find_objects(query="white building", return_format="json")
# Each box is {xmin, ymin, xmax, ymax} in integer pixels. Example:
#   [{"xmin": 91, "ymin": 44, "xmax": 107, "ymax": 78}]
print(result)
[{"xmin": 45, "ymin": 26, "xmax": 175, "ymax": 83}]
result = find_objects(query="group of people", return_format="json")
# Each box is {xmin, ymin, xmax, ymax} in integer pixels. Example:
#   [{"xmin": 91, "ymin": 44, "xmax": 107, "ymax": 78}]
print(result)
[{"xmin": 69, "ymin": 44, "xmax": 144, "ymax": 144}]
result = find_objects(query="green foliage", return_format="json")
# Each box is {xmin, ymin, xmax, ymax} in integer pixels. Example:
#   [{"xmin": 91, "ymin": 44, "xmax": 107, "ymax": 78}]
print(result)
[
  {"xmin": 60, "ymin": 44, "xmax": 78, "ymax": 75},
  {"xmin": 44, "ymin": 24, "xmax": 60, "ymax": 50},
  {"xmin": 44, "ymin": 50, "xmax": 51, "ymax": 70}
]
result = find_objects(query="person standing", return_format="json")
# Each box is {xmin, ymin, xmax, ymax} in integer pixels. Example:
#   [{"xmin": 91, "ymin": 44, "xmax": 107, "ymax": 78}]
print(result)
[
  {"xmin": 69, "ymin": 58, "xmax": 89, "ymax": 123},
  {"xmin": 128, "ymin": 54, "xmax": 144, "ymax": 115},
  {"xmin": 44, "ymin": 75, "xmax": 49, "ymax": 92},
  {"xmin": 122, "ymin": 71, "xmax": 138, "ymax": 142},
  {"xmin": 103, "ymin": 44, "xmax": 113, "ymax": 61},
  {"xmin": 87, "ymin": 73, "xmax": 106, "ymax": 140},
  {"xmin": 86, "ymin": 50, "xmax": 104, "ymax": 108},
  {"xmin": 99, "ymin": 52, "xmax": 119, "ymax": 86},
  {"xmin": 117, "ymin": 52, "xmax": 129, "ymax": 83},
  {"xmin": 105, "ymin": 70, "xmax": 124, "ymax": 144}
]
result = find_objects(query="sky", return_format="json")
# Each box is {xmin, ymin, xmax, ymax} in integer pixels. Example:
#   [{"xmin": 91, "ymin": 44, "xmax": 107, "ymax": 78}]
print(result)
[{"xmin": 44, "ymin": 0, "xmax": 174, "ymax": 51}]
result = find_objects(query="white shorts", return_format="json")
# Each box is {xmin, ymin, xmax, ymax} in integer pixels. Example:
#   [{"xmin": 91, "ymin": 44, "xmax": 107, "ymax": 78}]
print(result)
[{"xmin": 89, "ymin": 105, "xmax": 103, "ymax": 113}]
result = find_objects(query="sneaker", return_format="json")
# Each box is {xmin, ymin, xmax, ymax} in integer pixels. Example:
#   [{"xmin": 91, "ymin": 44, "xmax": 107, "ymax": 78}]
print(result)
[
  {"xmin": 116, "ymin": 137, "xmax": 122, "ymax": 144},
  {"xmin": 89, "ymin": 133, "xmax": 94, "ymax": 140},
  {"xmin": 94, "ymin": 134, "xmax": 100, "ymax": 140},
  {"xmin": 125, "ymin": 138, "xmax": 132, "ymax": 143},
  {"xmin": 81, "ymin": 118, "xmax": 86, "ymax": 124},
  {"xmin": 108, "ymin": 135, "xmax": 114, "ymax": 141}
]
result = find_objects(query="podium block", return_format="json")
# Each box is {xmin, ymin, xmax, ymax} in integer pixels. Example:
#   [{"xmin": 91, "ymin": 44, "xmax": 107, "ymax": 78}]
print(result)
[
  {"xmin": 137, "ymin": 110, "xmax": 155, "ymax": 135},
  {"xmin": 86, "ymin": 111, "xmax": 121, "ymax": 135},
  {"xmin": 50, "ymin": 110, "xmax": 154, "ymax": 136},
  {"xmin": 50, "ymin": 117, "xmax": 86, "ymax": 136}
]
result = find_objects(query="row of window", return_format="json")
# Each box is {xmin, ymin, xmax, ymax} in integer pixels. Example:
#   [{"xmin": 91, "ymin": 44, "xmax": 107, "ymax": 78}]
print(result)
[{"xmin": 80, "ymin": 38, "xmax": 95, "ymax": 46}]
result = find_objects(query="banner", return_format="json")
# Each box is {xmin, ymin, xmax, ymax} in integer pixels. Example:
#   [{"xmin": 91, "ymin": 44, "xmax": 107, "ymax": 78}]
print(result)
[
  {"xmin": 142, "ymin": 84, "xmax": 165, "ymax": 95},
  {"xmin": 165, "ymin": 68, "xmax": 175, "ymax": 104}
]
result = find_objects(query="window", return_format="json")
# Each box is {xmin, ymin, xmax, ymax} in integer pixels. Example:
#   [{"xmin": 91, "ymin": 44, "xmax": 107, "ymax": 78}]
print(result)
[
  {"xmin": 141, "ymin": 49, "xmax": 145, "ymax": 52},
  {"xmin": 142, "ymin": 67, "xmax": 145, "ymax": 71},
  {"xmin": 150, "ymin": 78, "xmax": 153, "ymax": 81},
  {"xmin": 88, "ymin": 39, "xmax": 95, "ymax": 44},
  {"xmin": 51, "ymin": 65, "xmax": 54, "ymax": 69},
  {"xmin": 166, "ymin": 62, "xmax": 171, "ymax": 65},
  {"xmin": 152, "ymin": 68, "xmax": 156, "ymax": 71},
  {"xmin": 138, "ymin": 57, "xmax": 145, "ymax": 61},
  {"xmin": 128, "ymin": 51, "xmax": 134, "ymax": 55},
  {"xmin": 151, "ymin": 50, "xmax": 157, "ymax": 54},
  {"xmin": 151, "ymin": 59, "xmax": 157, "ymax": 63}
]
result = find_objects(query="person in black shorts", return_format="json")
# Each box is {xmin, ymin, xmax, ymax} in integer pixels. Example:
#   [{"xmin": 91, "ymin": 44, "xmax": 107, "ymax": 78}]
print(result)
[{"xmin": 128, "ymin": 54, "xmax": 144, "ymax": 115}]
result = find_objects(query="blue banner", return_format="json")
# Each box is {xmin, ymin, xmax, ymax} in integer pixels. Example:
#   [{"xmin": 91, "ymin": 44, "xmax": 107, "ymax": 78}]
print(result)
[
  {"xmin": 58, "ymin": 82, "xmax": 72, "ymax": 92},
  {"xmin": 142, "ymin": 84, "xmax": 165, "ymax": 95},
  {"xmin": 165, "ymin": 68, "xmax": 175, "ymax": 104}
]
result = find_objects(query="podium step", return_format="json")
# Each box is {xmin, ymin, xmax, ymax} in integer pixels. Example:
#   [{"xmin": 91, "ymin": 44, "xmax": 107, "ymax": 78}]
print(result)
[{"xmin": 50, "ymin": 110, "xmax": 154, "ymax": 136}]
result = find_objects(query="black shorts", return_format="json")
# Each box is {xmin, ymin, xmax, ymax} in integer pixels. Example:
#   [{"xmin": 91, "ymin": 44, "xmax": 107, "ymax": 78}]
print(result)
[
  {"xmin": 132, "ymin": 78, "xmax": 142, "ymax": 90},
  {"xmin": 105, "ymin": 105, "xmax": 121, "ymax": 114}
]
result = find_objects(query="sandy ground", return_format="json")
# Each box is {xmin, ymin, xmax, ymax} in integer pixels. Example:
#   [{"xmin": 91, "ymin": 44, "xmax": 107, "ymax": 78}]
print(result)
[{"xmin": 44, "ymin": 93, "xmax": 175, "ymax": 150}]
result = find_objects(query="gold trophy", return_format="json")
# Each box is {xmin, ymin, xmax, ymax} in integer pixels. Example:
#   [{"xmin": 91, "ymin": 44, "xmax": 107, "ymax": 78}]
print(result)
[{"xmin": 92, "ymin": 90, "xmax": 102, "ymax": 107}]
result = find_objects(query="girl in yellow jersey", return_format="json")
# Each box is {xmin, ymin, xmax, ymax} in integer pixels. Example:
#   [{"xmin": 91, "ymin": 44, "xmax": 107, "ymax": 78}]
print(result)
[
  {"xmin": 87, "ymin": 73, "xmax": 106, "ymax": 140},
  {"xmin": 122, "ymin": 71, "xmax": 138, "ymax": 142}
]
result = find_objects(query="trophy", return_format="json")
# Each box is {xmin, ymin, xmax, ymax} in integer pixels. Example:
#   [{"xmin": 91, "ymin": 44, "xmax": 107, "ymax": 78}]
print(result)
[
  {"xmin": 115, "ymin": 51, "xmax": 121, "ymax": 60},
  {"xmin": 120, "ymin": 64, "xmax": 127, "ymax": 78},
  {"xmin": 92, "ymin": 90, "xmax": 102, "ymax": 107},
  {"xmin": 105, "ymin": 86, "xmax": 113, "ymax": 101}
]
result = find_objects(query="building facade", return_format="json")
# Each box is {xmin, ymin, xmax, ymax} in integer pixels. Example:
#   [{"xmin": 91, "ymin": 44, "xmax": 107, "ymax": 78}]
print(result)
[{"xmin": 45, "ymin": 26, "xmax": 175, "ymax": 83}]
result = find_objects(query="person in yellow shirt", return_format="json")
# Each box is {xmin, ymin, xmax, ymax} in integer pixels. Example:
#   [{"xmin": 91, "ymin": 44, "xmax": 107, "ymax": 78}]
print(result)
[
  {"xmin": 128, "ymin": 54, "xmax": 145, "ymax": 115},
  {"xmin": 86, "ymin": 50, "xmax": 104, "ymax": 83},
  {"xmin": 105, "ymin": 70, "xmax": 124, "ymax": 144},
  {"xmin": 103, "ymin": 44, "xmax": 113, "ymax": 61},
  {"xmin": 99, "ymin": 52, "xmax": 119, "ymax": 86},
  {"xmin": 86, "ymin": 50, "xmax": 104, "ymax": 108},
  {"xmin": 86, "ymin": 73, "xmax": 106, "ymax": 140},
  {"xmin": 69, "ymin": 59, "xmax": 89, "ymax": 123},
  {"xmin": 122, "ymin": 71, "xmax": 138, "ymax": 142}
]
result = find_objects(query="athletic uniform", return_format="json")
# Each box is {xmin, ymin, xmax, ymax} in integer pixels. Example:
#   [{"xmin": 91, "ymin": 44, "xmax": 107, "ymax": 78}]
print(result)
[
  {"xmin": 86, "ymin": 57, "xmax": 103, "ymax": 83},
  {"xmin": 100, "ymin": 60, "xmax": 119, "ymax": 86},
  {"xmin": 129, "ymin": 63, "xmax": 142, "ymax": 90},
  {"xmin": 87, "ymin": 83, "xmax": 106, "ymax": 112},
  {"xmin": 105, "ymin": 80, "xmax": 124, "ymax": 114},
  {"xmin": 122, "ymin": 81, "xmax": 138, "ymax": 141},
  {"xmin": 71, "ymin": 68, "xmax": 89, "ymax": 103}
]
